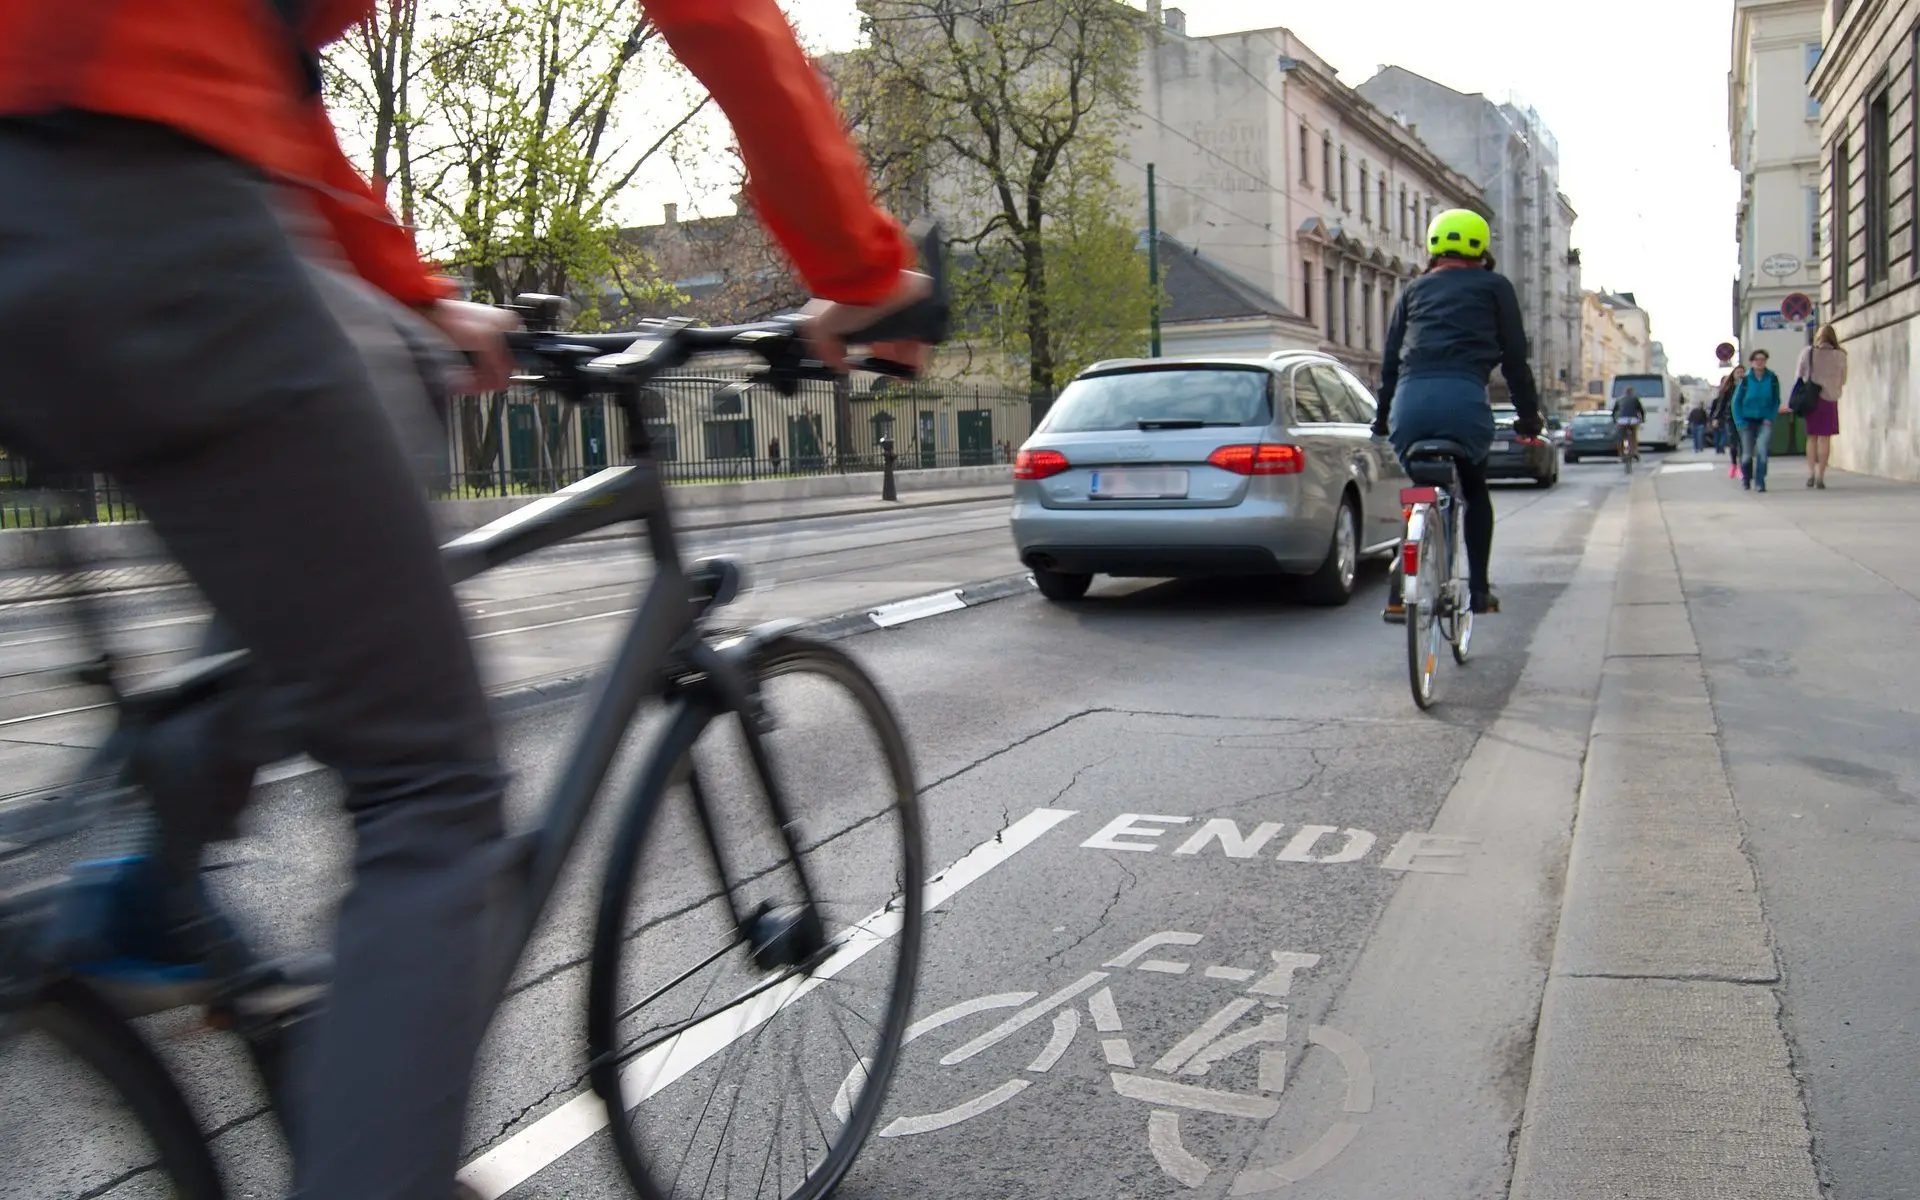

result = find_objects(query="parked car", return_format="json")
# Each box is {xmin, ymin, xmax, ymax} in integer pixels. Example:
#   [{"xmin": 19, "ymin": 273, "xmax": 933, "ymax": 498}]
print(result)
[
  {"xmin": 1484, "ymin": 406, "xmax": 1558, "ymax": 487},
  {"xmin": 1564, "ymin": 409, "xmax": 1624, "ymax": 462},
  {"xmin": 1009, "ymin": 354, "xmax": 1406, "ymax": 606}
]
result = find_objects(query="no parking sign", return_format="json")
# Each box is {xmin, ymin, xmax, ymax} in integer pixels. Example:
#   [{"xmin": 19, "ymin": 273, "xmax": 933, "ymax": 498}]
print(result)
[{"xmin": 1781, "ymin": 292, "xmax": 1815, "ymax": 327}]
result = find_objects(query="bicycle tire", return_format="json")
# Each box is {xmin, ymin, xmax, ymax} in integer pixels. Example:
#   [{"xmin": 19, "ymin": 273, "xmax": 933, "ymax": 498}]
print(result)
[
  {"xmin": 587, "ymin": 634, "xmax": 925, "ymax": 1200},
  {"xmin": 1450, "ymin": 508, "xmax": 1474, "ymax": 666},
  {"xmin": 3, "ymin": 977, "xmax": 227, "ymax": 1199},
  {"xmin": 1407, "ymin": 518, "xmax": 1442, "ymax": 711}
]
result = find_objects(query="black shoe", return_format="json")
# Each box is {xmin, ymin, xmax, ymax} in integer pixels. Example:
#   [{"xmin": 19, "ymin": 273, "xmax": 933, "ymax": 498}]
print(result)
[{"xmin": 1469, "ymin": 589, "xmax": 1500, "ymax": 614}]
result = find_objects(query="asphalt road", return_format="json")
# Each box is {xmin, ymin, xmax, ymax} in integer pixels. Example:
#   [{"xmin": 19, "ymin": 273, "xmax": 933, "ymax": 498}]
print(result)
[{"xmin": 5, "ymin": 461, "xmax": 1635, "ymax": 1199}]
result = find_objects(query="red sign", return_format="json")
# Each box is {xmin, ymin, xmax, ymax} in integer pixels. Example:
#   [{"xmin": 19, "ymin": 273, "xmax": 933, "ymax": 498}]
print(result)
[{"xmin": 1781, "ymin": 293, "xmax": 1814, "ymax": 324}]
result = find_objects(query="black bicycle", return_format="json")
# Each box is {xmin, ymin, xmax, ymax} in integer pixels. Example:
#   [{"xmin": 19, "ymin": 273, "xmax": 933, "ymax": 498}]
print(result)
[{"xmin": 0, "ymin": 230, "xmax": 950, "ymax": 1200}]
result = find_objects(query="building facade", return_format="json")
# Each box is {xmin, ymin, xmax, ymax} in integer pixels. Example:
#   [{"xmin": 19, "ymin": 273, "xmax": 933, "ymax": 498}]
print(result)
[
  {"xmin": 1355, "ymin": 68, "xmax": 1584, "ymax": 412},
  {"xmin": 1808, "ymin": 0, "xmax": 1920, "ymax": 481},
  {"xmin": 1130, "ymin": 12, "xmax": 1486, "ymax": 389},
  {"xmin": 1580, "ymin": 291, "xmax": 1652, "ymax": 407},
  {"xmin": 1731, "ymin": 0, "xmax": 1827, "ymax": 373}
]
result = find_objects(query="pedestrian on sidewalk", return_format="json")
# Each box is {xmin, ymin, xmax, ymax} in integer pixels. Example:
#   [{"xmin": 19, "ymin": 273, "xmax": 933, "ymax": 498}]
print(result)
[
  {"xmin": 1711, "ymin": 359, "xmax": 1744, "ymax": 475},
  {"xmin": 768, "ymin": 435, "xmax": 782, "ymax": 472},
  {"xmin": 1732, "ymin": 349, "xmax": 1783, "ymax": 492},
  {"xmin": 1794, "ymin": 325, "xmax": 1847, "ymax": 489},
  {"xmin": 1687, "ymin": 399, "xmax": 1709, "ymax": 453}
]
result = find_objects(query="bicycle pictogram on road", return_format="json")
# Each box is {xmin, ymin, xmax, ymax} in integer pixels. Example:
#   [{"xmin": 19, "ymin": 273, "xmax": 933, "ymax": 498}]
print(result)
[{"xmin": 834, "ymin": 930, "xmax": 1374, "ymax": 1193}]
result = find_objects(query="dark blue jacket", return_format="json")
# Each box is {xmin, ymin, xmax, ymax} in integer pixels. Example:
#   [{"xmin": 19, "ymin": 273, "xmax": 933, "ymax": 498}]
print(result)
[
  {"xmin": 1378, "ymin": 264, "xmax": 1541, "ymax": 424},
  {"xmin": 1732, "ymin": 368, "xmax": 1781, "ymax": 424}
]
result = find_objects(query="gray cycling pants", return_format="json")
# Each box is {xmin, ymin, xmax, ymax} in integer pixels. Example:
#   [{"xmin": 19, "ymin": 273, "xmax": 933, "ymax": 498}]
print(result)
[{"xmin": 0, "ymin": 113, "xmax": 506, "ymax": 1200}]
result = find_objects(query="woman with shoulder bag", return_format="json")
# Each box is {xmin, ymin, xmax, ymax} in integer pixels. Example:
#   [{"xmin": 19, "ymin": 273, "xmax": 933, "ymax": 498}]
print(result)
[{"xmin": 1794, "ymin": 325, "xmax": 1848, "ymax": 489}]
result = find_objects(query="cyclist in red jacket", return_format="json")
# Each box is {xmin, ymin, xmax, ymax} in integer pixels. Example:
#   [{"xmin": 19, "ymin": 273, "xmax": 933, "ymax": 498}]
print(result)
[{"xmin": 0, "ymin": 3, "xmax": 930, "ymax": 1196}]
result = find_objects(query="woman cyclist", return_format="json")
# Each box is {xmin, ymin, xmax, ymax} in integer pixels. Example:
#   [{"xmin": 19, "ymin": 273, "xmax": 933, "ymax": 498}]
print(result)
[
  {"xmin": 1374, "ymin": 208, "xmax": 1543, "ymax": 616},
  {"xmin": 0, "ymin": 2, "xmax": 932, "ymax": 1197}
]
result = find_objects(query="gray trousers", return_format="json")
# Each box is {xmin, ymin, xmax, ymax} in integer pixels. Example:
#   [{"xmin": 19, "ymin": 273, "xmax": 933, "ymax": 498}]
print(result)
[{"xmin": 0, "ymin": 114, "xmax": 506, "ymax": 1200}]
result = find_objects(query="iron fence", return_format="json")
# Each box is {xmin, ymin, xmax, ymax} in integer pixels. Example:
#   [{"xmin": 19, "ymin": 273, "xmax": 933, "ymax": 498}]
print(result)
[
  {"xmin": 440, "ymin": 370, "xmax": 1035, "ymax": 496},
  {"xmin": 0, "ymin": 373, "xmax": 1035, "ymax": 528},
  {"xmin": 0, "ymin": 454, "xmax": 141, "ymax": 530}
]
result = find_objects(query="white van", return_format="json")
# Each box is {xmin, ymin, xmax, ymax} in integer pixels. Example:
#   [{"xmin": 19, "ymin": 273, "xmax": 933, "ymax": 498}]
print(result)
[{"xmin": 1607, "ymin": 373, "xmax": 1682, "ymax": 450}]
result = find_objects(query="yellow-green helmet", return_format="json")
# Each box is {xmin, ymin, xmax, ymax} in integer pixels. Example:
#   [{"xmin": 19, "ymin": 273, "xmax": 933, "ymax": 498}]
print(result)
[{"xmin": 1427, "ymin": 208, "xmax": 1491, "ymax": 259}]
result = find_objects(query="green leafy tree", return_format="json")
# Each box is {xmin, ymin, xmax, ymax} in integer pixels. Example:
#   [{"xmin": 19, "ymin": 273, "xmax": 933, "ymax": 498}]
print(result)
[{"xmin": 850, "ymin": 0, "xmax": 1150, "ymax": 410}]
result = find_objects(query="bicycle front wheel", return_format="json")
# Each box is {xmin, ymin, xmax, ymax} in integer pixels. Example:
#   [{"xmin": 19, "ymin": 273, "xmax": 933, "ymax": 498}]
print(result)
[
  {"xmin": 0, "ymin": 977, "xmax": 226, "ymax": 1199},
  {"xmin": 587, "ymin": 635, "xmax": 924, "ymax": 1200}
]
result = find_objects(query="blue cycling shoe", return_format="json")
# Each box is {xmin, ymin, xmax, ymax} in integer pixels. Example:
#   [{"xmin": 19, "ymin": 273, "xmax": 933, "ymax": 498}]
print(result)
[{"xmin": 48, "ymin": 854, "xmax": 328, "ymax": 1019}]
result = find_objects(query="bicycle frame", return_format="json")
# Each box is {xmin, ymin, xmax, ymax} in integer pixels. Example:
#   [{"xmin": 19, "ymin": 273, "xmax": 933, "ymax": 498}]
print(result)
[{"xmin": 1396, "ymin": 481, "xmax": 1456, "ymax": 609}]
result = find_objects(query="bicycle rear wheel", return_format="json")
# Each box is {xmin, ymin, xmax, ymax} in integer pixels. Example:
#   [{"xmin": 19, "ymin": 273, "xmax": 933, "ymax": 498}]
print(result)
[
  {"xmin": 1406, "ymin": 516, "xmax": 1443, "ymax": 710},
  {"xmin": 0, "ymin": 976, "xmax": 226, "ymax": 1199},
  {"xmin": 588, "ymin": 634, "xmax": 924, "ymax": 1200}
]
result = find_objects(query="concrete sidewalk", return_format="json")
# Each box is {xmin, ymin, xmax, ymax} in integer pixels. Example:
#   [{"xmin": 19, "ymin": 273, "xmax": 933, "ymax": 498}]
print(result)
[{"xmin": 1512, "ymin": 460, "xmax": 1920, "ymax": 1198}]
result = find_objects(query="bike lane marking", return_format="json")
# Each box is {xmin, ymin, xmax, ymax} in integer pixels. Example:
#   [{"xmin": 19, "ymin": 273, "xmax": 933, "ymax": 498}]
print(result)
[{"xmin": 455, "ymin": 805, "xmax": 1080, "ymax": 1198}]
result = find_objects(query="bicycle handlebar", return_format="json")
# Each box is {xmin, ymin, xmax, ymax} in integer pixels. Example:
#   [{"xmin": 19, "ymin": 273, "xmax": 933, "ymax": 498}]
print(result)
[{"xmin": 502, "ymin": 222, "xmax": 950, "ymax": 399}]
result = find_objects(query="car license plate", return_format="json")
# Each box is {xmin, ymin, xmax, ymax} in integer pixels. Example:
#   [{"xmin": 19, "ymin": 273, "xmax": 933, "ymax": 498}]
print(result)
[
  {"xmin": 1492, "ymin": 440, "xmax": 1510, "ymax": 452},
  {"xmin": 1089, "ymin": 469, "xmax": 1188, "ymax": 499}
]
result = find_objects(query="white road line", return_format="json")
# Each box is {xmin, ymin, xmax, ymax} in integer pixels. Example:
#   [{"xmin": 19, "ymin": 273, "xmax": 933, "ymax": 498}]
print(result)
[
  {"xmin": 1661, "ymin": 462, "xmax": 1719, "ymax": 474},
  {"xmin": 867, "ymin": 589, "xmax": 967, "ymax": 628},
  {"xmin": 455, "ymin": 805, "xmax": 1079, "ymax": 1198}
]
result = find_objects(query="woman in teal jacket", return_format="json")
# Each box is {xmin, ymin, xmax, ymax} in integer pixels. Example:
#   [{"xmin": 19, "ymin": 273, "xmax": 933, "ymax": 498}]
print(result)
[{"xmin": 1731, "ymin": 348, "xmax": 1784, "ymax": 492}]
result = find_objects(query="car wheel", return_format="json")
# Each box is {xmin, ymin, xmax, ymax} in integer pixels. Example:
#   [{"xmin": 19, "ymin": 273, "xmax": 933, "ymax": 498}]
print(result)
[
  {"xmin": 1302, "ymin": 495, "xmax": 1359, "ymax": 607},
  {"xmin": 1032, "ymin": 566, "xmax": 1093, "ymax": 602},
  {"xmin": 1566, "ymin": 454, "xmax": 1579, "ymax": 464}
]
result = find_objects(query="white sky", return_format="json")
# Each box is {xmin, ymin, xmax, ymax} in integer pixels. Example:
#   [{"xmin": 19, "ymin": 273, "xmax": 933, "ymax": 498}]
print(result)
[{"xmin": 638, "ymin": 1, "xmax": 1742, "ymax": 378}]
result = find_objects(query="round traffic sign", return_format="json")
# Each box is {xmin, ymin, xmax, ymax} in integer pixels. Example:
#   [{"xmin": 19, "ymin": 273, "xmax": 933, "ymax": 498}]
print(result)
[
  {"xmin": 1716, "ymin": 342, "xmax": 1737, "ymax": 363},
  {"xmin": 1781, "ymin": 293, "xmax": 1814, "ymax": 324}
]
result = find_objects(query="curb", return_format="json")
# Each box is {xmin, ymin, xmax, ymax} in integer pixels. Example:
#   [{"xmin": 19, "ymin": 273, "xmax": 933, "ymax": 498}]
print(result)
[{"xmin": 1508, "ymin": 477, "xmax": 1822, "ymax": 1199}]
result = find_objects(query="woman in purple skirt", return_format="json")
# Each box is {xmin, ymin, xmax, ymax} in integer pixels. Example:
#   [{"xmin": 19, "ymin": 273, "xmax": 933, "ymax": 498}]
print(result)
[{"xmin": 1796, "ymin": 325, "xmax": 1848, "ymax": 489}]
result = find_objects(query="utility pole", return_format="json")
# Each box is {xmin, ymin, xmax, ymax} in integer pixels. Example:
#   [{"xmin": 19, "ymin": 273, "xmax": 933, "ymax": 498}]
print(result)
[{"xmin": 1147, "ymin": 163, "xmax": 1162, "ymax": 357}]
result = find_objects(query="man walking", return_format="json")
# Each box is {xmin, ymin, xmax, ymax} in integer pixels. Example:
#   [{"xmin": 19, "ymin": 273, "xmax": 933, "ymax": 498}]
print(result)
[{"xmin": 1687, "ymin": 399, "xmax": 1709, "ymax": 453}]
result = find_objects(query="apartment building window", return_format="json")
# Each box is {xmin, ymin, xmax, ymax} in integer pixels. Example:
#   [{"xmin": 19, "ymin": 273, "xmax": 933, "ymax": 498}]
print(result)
[
  {"xmin": 1399, "ymin": 186, "xmax": 1410, "ymax": 241},
  {"xmin": 1323, "ymin": 136, "xmax": 1334, "ymax": 199},
  {"xmin": 1379, "ymin": 179, "xmax": 1389, "ymax": 231},
  {"xmin": 1362, "ymin": 280, "xmax": 1375, "ymax": 350},
  {"xmin": 1303, "ymin": 259, "xmax": 1315, "ymax": 322},
  {"xmin": 1360, "ymin": 164, "xmax": 1371, "ymax": 221},
  {"xmin": 1340, "ymin": 148, "xmax": 1351, "ymax": 212},
  {"xmin": 1867, "ymin": 86, "xmax": 1891, "ymax": 287},
  {"xmin": 1808, "ymin": 185, "xmax": 1821, "ymax": 259},
  {"xmin": 1324, "ymin": 266, "xmax": 1337, "ymax": 341},
  {"xmin": 1807, "ymin": 45, "xmax": 1823, "ymax": 119},
  {"xmin": 1300, "ymin": 124, "xmax": 1311, "ymax": 187},
  {"xmin": 1834, "ymin": 136, "xmax": 1852, "ymax": 303}
]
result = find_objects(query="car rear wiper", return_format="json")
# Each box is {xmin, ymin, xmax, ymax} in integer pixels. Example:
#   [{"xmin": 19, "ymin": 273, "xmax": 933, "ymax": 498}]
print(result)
[{"xmin": 1136, "ymin": 419, "xmax": 1207, "ymax": 430}]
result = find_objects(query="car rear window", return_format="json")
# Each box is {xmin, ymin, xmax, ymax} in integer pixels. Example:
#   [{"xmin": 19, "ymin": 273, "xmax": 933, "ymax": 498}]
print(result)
[
  {"xmin": 1042, "ymin": 369, "xmax": 1272, "ymax": 433},
  {"xmin": 1572, "ymin": 413, "xmax": 1613, "ymax": 428}
]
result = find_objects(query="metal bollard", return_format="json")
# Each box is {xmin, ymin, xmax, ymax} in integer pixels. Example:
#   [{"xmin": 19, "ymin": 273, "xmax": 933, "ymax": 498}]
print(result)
[{"xmin": 879, "ymin": 436, "xmax": 898, "ymax": 502}]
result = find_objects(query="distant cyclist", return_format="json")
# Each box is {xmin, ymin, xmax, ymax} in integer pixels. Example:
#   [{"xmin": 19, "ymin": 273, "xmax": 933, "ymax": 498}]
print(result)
[
  {"xmin": 0, "ymin": 1, "xmax": 931, "ymax": 1197},
  {"xmin": 1375, "ymin": 208, "xmax": 1542, "ymax": 616},
  {"xmin": 1612, "ymin": 386, "xmax": 1647, "ymax": 461}
]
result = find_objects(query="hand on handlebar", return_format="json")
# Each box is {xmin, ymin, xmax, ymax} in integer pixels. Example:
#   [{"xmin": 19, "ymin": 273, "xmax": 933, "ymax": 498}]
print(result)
[
  {"xmin": 427, "ymin": 299, "xmax": 522, "ymax": 393},
  {"xmin": 799, "ymin": 269, "xmax": 934, "ymax": 374},
  {"xmin": 1514, "ymin": 415, "xmax": 1544, "ymax": 439}
]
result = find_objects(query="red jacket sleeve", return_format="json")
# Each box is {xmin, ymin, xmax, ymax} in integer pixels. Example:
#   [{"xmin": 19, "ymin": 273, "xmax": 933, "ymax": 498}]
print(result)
[
  {"xmin": 302, "ymin": 101, "xmax": 453, "ymax": 309},
  {"xmin": 643, "ymin": 0, "xmax": 908, "ymax": 305}
]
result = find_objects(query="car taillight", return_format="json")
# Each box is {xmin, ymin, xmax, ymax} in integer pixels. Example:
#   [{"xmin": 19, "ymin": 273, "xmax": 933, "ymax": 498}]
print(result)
[
  {"xmin": 1207, "ymin": 444, "xmax": 1305, "ymax": 475},
  {"xmin": 1014, "ymin": 448, "xmax": 1070, "ymax": 480}
]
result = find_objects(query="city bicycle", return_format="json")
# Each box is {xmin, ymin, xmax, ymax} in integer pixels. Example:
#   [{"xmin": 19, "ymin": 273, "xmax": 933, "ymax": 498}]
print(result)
[
  {"xmin": 0, "ymin": 230, "xmax": 950, "ymax": 1200},
  {"xmin": 1395, "ymin": 439, "xmax": 1479, "ymax": 710}
]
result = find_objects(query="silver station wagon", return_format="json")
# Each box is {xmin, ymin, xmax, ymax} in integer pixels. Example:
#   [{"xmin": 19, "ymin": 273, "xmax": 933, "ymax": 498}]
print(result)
[{"xmin": 1010, "ymin": 353, "xmax": 1407, "ymax": 605}]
